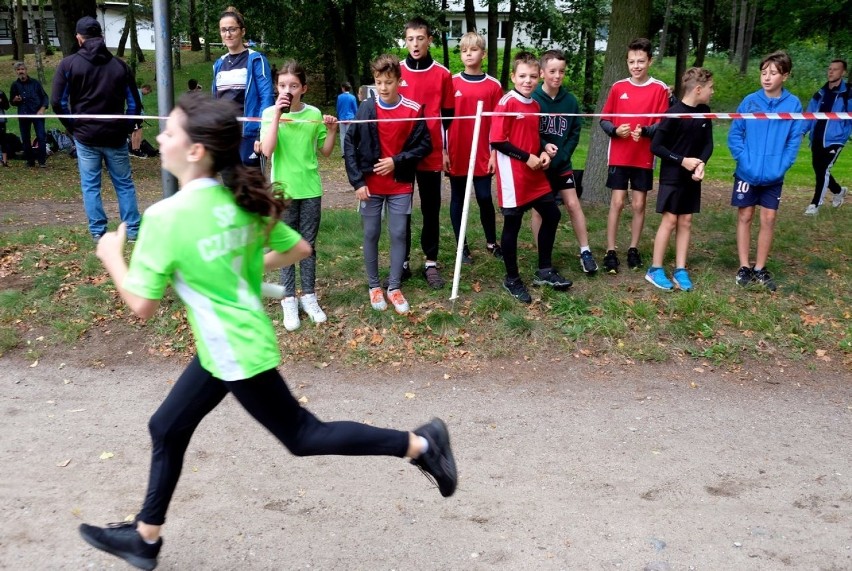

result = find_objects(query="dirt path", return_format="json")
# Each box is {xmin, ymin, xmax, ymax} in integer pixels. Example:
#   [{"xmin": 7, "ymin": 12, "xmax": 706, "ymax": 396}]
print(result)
[{"xmin": 2, "ymin": 355, "xmax": 850, "ymax": 570}]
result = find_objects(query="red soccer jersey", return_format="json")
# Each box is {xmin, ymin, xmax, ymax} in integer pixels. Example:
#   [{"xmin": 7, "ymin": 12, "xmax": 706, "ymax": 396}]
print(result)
[
  {"xmin": 601, "ymin": 76, "xmax": 671, "ymax": 169},
  {"xmin": 400, "ymin": 60, "xmax": 454, "ymax": 172},
  {"xmin": 447, "ymin": 73, "xmax": 503, "ymax": 177},
  {"xmin": 364, "ymin": 96, "xmax": 421, "ymax": 196},
  {"xmin": 489, "ymin": 90, "xmax": 551, "ymax": 208}
]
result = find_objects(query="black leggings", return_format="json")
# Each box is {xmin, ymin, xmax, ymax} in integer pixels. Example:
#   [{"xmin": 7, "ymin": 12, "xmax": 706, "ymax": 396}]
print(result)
[
  {"xmin": 810, "ymin": 143, "xmax": 844, "ymax": 206},
  {"xmin": 405, "ymin": 170, "xmax": 443, "ymax": 262},
  {"xmin": 501, "ymin": 195, "xmax": 561, "ymax": 279},
  {"xmin": 137, "ymin": 357, "xmax": 410, "ymax": 525}
]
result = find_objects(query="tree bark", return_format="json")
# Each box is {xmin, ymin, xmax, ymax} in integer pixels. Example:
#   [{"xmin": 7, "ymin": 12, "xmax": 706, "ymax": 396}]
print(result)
[
  {"xmin": 189, "ymin": 0, "xmax": 202, "ymax": 51},
  {"xmin": 440, "ymin": 0, "xmax": 449, "ymax": 69},
  {"xmin": 583, "ymin": 17, "xmax": 596, "ymax": 111},
  {"xmin": 15, "ymin": 0, "xmax": 25, "ymax": 55},
  {"xmin": 486, "ymin": 0, "xmax": 498, "ymax": 77},
  {"xmin": 728, "ymin": 0, "xmax": 737, "ymax": 63},
  {"xmin": 674, "ymin": 23, "xmax": 688, "ymax": 98},
  {"xmin": 51, "ymin": 0, "xmax": 97, "ymax": 55},
  {"xmin": 25, "ymin": 0, "xmax": 45, "ymax": 84},
  {"xmin": 734, "ymin": 0, "xmax": 747, "ymax": 69},
  {"xmin": 116, "ymin": 19, "xmax": 129, "ymax": 57},
  {"xmin": 129, "ymin": 3, "xmax": 144, "ymax": 63},
  {"xmin": 584, "ymin": 0, "xmax": 652, "ymax": 204},
  {"xmin": 693, "ymin": 0, "xmax": 714, "ymax": 67},
  {"xmin": 739, "ymin": 0, "xmax": 756, "ymax": 74},
  {"xmin": 658, "ymin": 0, "xmax": 672, "ymax": 60},
  {"xmin": 329, "ymin": 2, "xmax": 358, "ymax": 89},
  {"xmin": 499, "ymin": 0, "xmax": 517, "ymax": 89},
  {"xmin": 37, "ymin": 0, "xmax": 52, "ymax": 54},
  {"xmin": 464, "ymin": 0, "xmax": 476, "ymax": 33}
]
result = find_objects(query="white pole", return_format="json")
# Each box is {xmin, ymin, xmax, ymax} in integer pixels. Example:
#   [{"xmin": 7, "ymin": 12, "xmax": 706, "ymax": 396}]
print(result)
[{"xmin": 450, "ymin": 100, "xmax": 485, "ymax": 304}]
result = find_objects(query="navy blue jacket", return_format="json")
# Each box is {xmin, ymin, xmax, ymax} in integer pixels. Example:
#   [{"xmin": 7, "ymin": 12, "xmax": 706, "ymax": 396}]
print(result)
[{"xmin": 10, "ymin": 77, "xmax": 49, "ymax": 115}]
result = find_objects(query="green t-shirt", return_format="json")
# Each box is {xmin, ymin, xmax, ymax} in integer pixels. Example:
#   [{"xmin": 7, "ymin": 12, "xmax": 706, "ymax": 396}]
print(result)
[
  {"xmin": 260, "ymin": 103, "xmax": 327, "ymax": 199},
  {"xmin": 123, "ymin": 178, "xmax": 302, "ymax": 381}
]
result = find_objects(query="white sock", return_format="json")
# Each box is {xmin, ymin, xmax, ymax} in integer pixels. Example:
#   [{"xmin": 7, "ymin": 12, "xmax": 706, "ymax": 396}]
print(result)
[
  {"xmin": 418, "ymin": 436, "xmax": 429, "ymax": 454},
  {"xmin": 580, "ymin": 246, "xmax": 590, "ymax": 253}
]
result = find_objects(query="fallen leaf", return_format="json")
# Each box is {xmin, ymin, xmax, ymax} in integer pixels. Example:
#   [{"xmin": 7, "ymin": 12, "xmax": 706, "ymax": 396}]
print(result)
[
  {"xmin": 443, "ymin": 373, "xmax": 451, "ymax": 379},
  {"xmin": 815, "ymin": 349, "xmax": 827, "ymax": 357},
  {"xmin": 29, "ymin": 360, "xmax": 38, "ymax": 368},
  {"xmin": 404, "ymin": 392, "xmax": 416, "ymax": 399},
  {"xmin": 298, "ymin": 395, "xmax": 308, "ymax": 404},
  {"xmin": 57, "ymin": 459, "xmax": 71, "ymax": 467},
  {"xmin": 99, "ymin": 451, "xmax": 114, "ymax": 460}
]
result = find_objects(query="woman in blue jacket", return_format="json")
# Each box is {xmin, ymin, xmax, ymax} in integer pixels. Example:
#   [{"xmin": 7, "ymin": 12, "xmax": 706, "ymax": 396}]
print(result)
[{"xmin": 212, "ymin": 6, "xmax": 274, "ymax": 167}]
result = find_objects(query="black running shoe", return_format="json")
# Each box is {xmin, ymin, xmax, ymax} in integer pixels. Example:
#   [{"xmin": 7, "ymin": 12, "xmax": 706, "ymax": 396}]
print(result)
[
  {"xmin": 579, "ymin": 250, "xmax": 598, "ymax": 274},
  {"xmin": 627, "ymin": 247, "xmax": 643, "ymax": 270},
  {"xmin": 533, "ymin": 268, "xmax": 573, "ymax": 290},
  {"xmin": 603, "ymin": 250, "xmax": 620, "ymax": 274},
  {"xmin": 752, "ymin": 268, "xmax": 777, "ymax": 292},
  {"xmin": 503, "ymin": 276, "xmax": 532, "ymax": 304},
  {"xmin": 461, "ymin": 246, "xmax": 473, "ymax": 265},
  {"xmin": 486, "ymin": 243, "xmax": 504, "ymax": 260},
  {"xmin": 411, "ymin": 418, "xmax": 457, "ymax": 497},
  {"xmin": 735, "ymin": 266, "xmax": 754, "ymax": 288},
  {"xmin": 79, "ymin": 521, "xmax": 161, "ymax": 570}
]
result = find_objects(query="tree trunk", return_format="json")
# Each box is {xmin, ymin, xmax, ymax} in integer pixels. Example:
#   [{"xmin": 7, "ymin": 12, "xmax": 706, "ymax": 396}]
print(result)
[
  {"xmin": 693, "ymin": 0, "xmax": 714, "ymax": 66},
  {"xmin": 8, "ymin": 0, "xmax": 19, "ymax": 60},
  {"xmin": 203, "ymin": 0, "xmax": 211, "ymax": 62},
  {"xmin": 499, "ymin": 0, "xmax": 516, "ymax": 89},
  {"xmin": 582, "ymin": 17, "xmax": 596, "ymax": 111},
  {"xmin": 329, "ymin": 2, "xmax": 358, "ymax": 90},
  {"xmin": 584, "ymin": 0, "xmax": 652, "ymax": 205},
  {"xmin": 440, "ymin": 0, "xmax": 449, "ymax": 69},
  {"xmin": 51, "ymin": 0, "xmax": 97, "ymax": 55},
  {"xmin": 674, "ymin": 23, "xmax": 688, "ymax": 98},
  {"xmin": 486, "ymin": 0, "xmax": 498, "ymax": 77},
  {"xmin": 25, "ymin": 0, "xmax": 46, "ymax": 84},
  {"xmin": 15, "ymin": 0, "xmax": 25, "ymax": 56},
  {"xmin": 116, "ymin": 20, "xmax": 129, "ymax": 57},
  {"xmin": 739, "ymin": 0, "xmax": 756, "ymax": 74},
  {"xmin": 658, "ymin": 0, "xmax": 672, "ymax": 60},
  {"xmin": 734, "ymin": 0, "xmax": 747, "ymax": 69},
  {"xmin": 129, "ymin": 4, "xmax": 144, "ymax": 64},
  {"xmin": 189, "ymin": 0, "xmax": 202, "ymax": 51},
  {"xmin": 464, "ymin": 0, "xmax": 476, "ymax": 32},
  {"xmin": 37, "ymin": 0, "xmax": 52, "ymax": 55},
  {"xmin": 172, "ymin": 0, "xmax": 181, "ymax": 70},
  {"xmin": 728, "ymin": 0, "xmax": 737, "ymax": 63}
]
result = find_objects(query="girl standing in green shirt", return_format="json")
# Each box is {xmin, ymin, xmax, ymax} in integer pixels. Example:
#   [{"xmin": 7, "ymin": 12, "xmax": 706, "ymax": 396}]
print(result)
[
  {"xmin": 261, "ymin": 60, "xmax": 337, "ymax": 332},
  {"xmin": 79, "ymin": 93, "xmax": 456, "ymax": 570}
]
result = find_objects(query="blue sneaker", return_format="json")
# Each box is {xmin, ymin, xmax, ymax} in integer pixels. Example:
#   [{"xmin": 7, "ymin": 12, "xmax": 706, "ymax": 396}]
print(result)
[
  {"xmin": 672, "ymin": 268, "xmax": 693, "ymax": 291},
  {"xmin": 645, "ymin": 267, "xmax": 674, "ymax": 291}
]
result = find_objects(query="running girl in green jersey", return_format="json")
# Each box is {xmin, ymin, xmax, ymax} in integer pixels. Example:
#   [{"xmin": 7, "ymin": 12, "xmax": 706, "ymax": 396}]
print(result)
[
  {"xmin": 79, "ymin": 93, "xmax": 457, "ymax": 571},
  {"xmin": 260, "ymin": 60, "xmax": 336, "ymax": 332}
]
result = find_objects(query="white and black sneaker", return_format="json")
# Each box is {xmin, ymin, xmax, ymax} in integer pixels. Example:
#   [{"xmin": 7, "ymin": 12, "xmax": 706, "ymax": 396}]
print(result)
[
  {"xmin": 579, "ymin": 250, "xmax": 598, "ymax": 274},
  {"xmin": 533, "ymin": 267, "xmax": 572, "ymax": 290},
  {"xmin": 79, "ymin": 521, "xmax": 161, "ymax": 570}
]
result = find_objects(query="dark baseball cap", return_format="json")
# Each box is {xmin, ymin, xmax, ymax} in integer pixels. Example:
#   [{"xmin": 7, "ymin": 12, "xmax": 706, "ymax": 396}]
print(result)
[{"xmin": 76, "ymin": 16, "xmax": 102, "ymax": 37}]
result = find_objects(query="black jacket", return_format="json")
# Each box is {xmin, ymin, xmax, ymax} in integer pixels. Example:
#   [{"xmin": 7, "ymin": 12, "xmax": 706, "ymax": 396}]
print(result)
[
  {"xmin": 343, "ymin": 96, "xmax": 432, "ymax": 190},
  {"xmin": 51, "ymin": 37, "xmax": 142, "ymax": 148}
]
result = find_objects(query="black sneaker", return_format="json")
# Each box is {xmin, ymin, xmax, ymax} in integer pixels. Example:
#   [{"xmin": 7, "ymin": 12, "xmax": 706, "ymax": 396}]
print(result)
[
  {"xmin": 461, "ymin": 246, "xmax": 473, "ymax": 265},
  {"xmin": 79, "ymin": 521, "xmax": 162, "ymax": 570},
  {"xmin": 753, "ymin": 268, "xmax": 777, "ymax": 292},
  {"xmin": 603, "ymin": 250, "xmax": 619, "ymax": 274},
  {"xmin": 533, "ymin": 268, "xmax": 573, "ymax": 290},
  {"xmin": 411, "ymin": 418, "xmax": 457, "ymax": 497},
  {"xmin": 735, "ymin": 266, "xmax": 754, "ymax": 288},
  {"xmin": 423, "ymin": 265, "xmax": 445, "ymax": 289},
  {"xmin": 486, "ymin": 243, "xmax": 504, "ymax": 260},
  {"xmin": 503, "ymin": 276, "xmax": 532, "ymax": 304},
  {"xmin": 627, "ymin": 247, "xmax": 643, "ymax": 270},
  {"xmin": 579, "ymin": 250, "xmax": 598, "ymax": 274}
]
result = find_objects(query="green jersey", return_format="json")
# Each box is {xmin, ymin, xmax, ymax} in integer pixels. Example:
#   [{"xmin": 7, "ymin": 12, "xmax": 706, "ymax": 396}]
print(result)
[
  {"xmin": 123, "ymin": 178, "xmax": 302, "ymax": 381},
  {"xmin": 260, "ymin": 103, "xmax": 327, "ymax": 199}
]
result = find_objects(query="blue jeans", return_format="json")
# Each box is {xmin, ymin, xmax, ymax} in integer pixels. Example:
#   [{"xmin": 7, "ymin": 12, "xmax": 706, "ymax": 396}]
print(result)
[
  {"xmin": 20, "ymin": 117, "xmax": 46, "ymax": 166},
  {"xmin": 75, "ymin": 140, "xmax": 141, "ymax": 238}
]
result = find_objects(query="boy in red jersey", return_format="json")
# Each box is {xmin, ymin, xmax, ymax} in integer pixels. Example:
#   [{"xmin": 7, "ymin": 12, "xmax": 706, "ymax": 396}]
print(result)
[
  {"xmin": 343, "ymin": 54, "xmax": 432, "ymax": 314},
  {"xmin": 490, "ymin": 52, "xmax": 572, "ymax": 304},
  {"xmin": 444, "ymin": 31, "xmax": 504, "ymax": 264},
  {"xmin": 599, "ymin": 37, "xmax": 671, "ymax": 274},
  {"xmin": 399, "ymin": 17, "xmax": 455, "ymax": 288}
]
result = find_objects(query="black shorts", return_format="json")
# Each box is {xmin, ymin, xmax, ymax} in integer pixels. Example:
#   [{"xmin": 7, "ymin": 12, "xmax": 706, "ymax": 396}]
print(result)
[
  {"xmin": 656, "ymin": 183, "xmax": 701, "ymax": 215},
  {"xmin": 606, "ymin": 166, "xmax": 654, "ymax": 191},
  {"xmin": 500, "ymin": 192, "xmax": 557, "ymax": 217}
]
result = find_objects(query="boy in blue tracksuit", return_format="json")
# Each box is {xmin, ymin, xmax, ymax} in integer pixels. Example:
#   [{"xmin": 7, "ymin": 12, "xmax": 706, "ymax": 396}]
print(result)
[
  {"xmin": 801, "ymin": 59, "xmax": 851, "ymax": 214},
  {"xmin": 728, "ymin": 51, "xmax": 804, "ymax": 292}
]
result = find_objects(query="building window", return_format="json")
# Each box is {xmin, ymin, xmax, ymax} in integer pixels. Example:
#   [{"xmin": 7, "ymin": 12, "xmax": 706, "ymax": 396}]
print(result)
[
  {"xmin": 0, "ymin": 19, "xmax": 10, "ymax": 40},
  {"xmin": 498, "ymin": 20, "xmax": 511, "ymax": 40},
  {"xmin": 446, "ymin": 19, "xmax": 463, "ymax": 39}
]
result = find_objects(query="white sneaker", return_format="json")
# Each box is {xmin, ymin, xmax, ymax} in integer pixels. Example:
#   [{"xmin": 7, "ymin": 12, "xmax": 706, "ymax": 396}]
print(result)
[
  {"xmin": 299, "ymin": 293, "xmax": 327, "ymax": 323},
  {"xmin": 369, "ymin": 287, "xmax": 387, "ymax": 311},
  {"xmin": 386, "ymin": 288, "xmax": 410, "ymax": 314},
  {"xmin": 281, "ymin": 297, "xmax": 300, "ymax": 331},
  {"xmin": 833, "ymin": 186, "xmax": 848, "ymax": 208},
  {"xmin": 804, "ymin": 204, "xmax": 818, "ymax": 216}
]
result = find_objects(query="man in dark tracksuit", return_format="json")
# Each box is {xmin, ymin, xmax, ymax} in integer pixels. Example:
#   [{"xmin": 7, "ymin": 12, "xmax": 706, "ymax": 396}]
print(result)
[
  {"xmin": 802, "ymin": 59, "xmax": 851, "ymax": 214},
  {"xmin": 51, "ymin": 16, "xmax": 142, "ymax": 242}
]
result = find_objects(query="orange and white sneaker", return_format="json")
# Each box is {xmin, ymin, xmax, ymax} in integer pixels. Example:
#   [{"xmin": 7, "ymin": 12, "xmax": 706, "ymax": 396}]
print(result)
[
  {"xmin": 387, "ymin": 288, "xmax": 410, "ymax": 314},
  {"xmin": 369, "ymin": 287, "xmax": 387, "ymax": 311}
]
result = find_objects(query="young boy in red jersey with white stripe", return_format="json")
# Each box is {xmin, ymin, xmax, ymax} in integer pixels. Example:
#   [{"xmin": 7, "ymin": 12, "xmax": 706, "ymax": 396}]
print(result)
[
  {"xmin": 399, "ymin": 17, "xmax": 455, "ymax": 289},
  {"xmin": 490, "ymin": 52, "xmax": 572, "ymax": 304},
  {"xmin": 599, "ymin": 37, "xmax": 671, "ymax": 274},
  {"xmin": 343, "ymin": 54, "xmax": 432, "ymax": 314},
  {"xmin": 444, "ymin": 31, "xmax": 504, "ymax": 264}
]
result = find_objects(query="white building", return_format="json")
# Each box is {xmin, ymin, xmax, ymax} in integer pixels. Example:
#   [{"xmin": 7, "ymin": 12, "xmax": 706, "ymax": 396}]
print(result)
[{"xmin": 0, "ymin": 2, "xmax": 154, "ymax": 53}]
